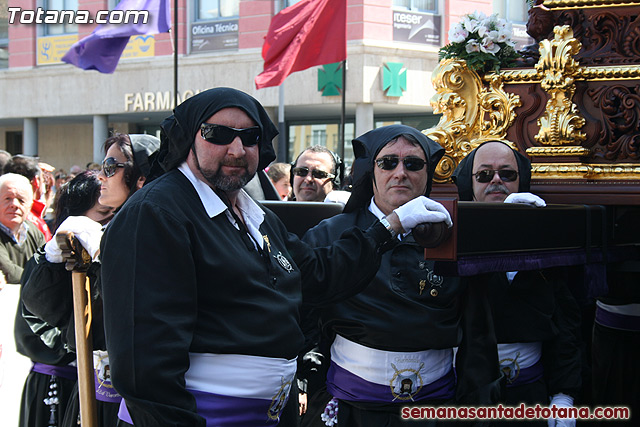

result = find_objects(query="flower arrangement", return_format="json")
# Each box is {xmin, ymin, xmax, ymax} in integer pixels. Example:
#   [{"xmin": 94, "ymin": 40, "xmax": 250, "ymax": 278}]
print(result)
[{"xmin": 439, "ymin": 11, "xmax": 520, "ymax": 74}]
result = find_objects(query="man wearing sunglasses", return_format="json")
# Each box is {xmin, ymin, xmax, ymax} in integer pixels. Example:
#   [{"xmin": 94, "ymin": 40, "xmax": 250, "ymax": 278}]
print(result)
[
  {"xmin": 291, "ymin": 146, "xmax": 340, "ymax": 202},
  {"xmin": 453, "ymin": 141, "xmax": 581, "ymax": 427},
  {"xmin": 99, "ymin": 89, "xmax": 447, "ymax": 427},
  {"xmin": 300, "ymin": 125, "xmax": 501, "ymax": 426}
]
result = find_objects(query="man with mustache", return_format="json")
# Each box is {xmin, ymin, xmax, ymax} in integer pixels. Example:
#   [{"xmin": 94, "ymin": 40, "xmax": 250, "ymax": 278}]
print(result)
[
  {"xmin": 99, "ymin": 88, "xmax": 450, "ymax": 427},
  {"xmin": 453, "ymin": 140, "xmax": 581, "ymax": 427}
]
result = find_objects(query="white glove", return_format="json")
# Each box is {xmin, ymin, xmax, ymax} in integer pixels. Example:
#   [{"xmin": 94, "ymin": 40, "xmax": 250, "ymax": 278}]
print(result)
[
  {"xmin": 324, "ymin": 190, "xmax": 351, "ymax": 207},
  {"xmin": 393, "ymin": 196, "xmax": 453, "ymax": 232},
  {"xmin": 504, "ymin": 192, "xmax": 546, "ymax": 207},
  {"xmin": 548, "ymin": 393, "xmax": 575, "ymax": 427},
  {"xmin": 55, "ymin": 216, "xmax": 104, "ymax": 261},
  {"xmin": 44, "ymin": 237, "xmax": 64, "ymax": 263}
]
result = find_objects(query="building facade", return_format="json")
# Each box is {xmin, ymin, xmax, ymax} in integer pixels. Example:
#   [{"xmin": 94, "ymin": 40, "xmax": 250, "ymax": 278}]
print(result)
[{"xmin": 0, "ymin": 0, "xmax": 530, "ymax": 171}]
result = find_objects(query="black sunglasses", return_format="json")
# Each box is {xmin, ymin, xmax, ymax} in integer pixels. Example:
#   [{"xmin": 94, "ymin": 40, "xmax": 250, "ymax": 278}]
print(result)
[
  {"xmin": 375, "ymin": 155, "xmax": 427, "ymax": 172},
  {"xmin": 102, "ymin": 157, "xmax": 127, "ymax": 178},
  {"xmin": 200, "ymin": 123, "xmax": 261, "ymax": 147},
  {"xmin": 292, "ymin": 166, "xmax": 335, "ymax": 180},
  {"xmin": 473, "ymin": 169, "xmax": 519, "ymax": 183}
]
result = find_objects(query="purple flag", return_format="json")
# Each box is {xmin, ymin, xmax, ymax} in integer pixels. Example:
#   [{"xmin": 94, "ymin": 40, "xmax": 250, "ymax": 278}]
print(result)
[{"xmin": 62, "ymin": 0, "xmax": 171, "ymax": 73}]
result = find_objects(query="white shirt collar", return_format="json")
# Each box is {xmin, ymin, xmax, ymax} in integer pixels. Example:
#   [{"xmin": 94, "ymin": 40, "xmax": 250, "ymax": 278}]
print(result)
[
  {"xmin": 178, "ymin": 162, "xmax": 265, "ymax": 249},
  {"xmin": 367, "ymin": 196, "xmax": 386, "ymax": 221}
]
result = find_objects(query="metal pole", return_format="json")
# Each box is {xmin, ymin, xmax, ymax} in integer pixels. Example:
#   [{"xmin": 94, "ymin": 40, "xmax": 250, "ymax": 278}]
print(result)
[
  {"xmin": 339, "ymin": 60, "xmax": 346, "ymax": 160},
  {"xmin": 275, "ymin": 0, "xmax": 287, "ymax": 162},
  {"xmin": 174, "ymin": 0, "xmax": 179, "ymax": 108}
]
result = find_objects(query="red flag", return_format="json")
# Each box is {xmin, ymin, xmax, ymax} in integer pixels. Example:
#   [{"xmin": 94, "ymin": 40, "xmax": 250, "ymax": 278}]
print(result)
[{"xmin": 255, "ymin": 0, "xmax": 347, "ymax": 89}]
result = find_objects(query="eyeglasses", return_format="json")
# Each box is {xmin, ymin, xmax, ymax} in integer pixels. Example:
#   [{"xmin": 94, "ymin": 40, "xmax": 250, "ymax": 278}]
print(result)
[
  {"xmin": 101, "ymin": 157, "xmax": 127, "ymax": 178},
  {"xmin": 473, "ymin": 169, "xmax": 519, "ymax": 183},
  {"xmin": 374, "ymin": 156, "xmax": 427, "ymax": 172},
  {"xmin": 200, "ymin": 123, "xmax": 261, "ymax": 147},
  {"xmin": 291, "ymin": 166, "xmax": 335, "ymax": 180}
]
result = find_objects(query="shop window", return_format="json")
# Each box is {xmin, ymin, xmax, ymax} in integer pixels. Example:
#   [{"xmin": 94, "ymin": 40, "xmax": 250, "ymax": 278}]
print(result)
[
  {"xmin": 197, "ymin": 0, "xmax": 239, "ymax": 21},
  {"xmin": 288, "ymin": 122, "xmax": 355, "ymax": 166},
  {"xmin": 0, "ymin": 5, "xmax": 7, "ymax": 69},
  {"xmin": 43, "ymin": 0, "xmax": 78, "ymax": 35},
  {"xmin": 5, "ymin": 131, "xmax": 23, "ymax": 155},
  {"xmin": 393, "ymin": 0, "xmax": 437, "ymax": 13}
]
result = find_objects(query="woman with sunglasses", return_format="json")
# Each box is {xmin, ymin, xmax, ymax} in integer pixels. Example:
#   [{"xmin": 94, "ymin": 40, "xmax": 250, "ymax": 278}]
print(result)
[
  {"xmin": 300, "ymin": 125, "xmax": 501, "ymax": 427},
  {"xmin": 21, "ymin": 134, "xmax": 160, "ymax": 427}
]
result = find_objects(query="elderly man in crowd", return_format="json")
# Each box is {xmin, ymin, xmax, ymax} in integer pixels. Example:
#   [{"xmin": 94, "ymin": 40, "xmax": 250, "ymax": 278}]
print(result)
[
  {"xmin": 453, "ymin": 140, "xmax": 581, "ymax": 427},
  {"xmin": 4, "ymin": 155, "xmax": 53, "ymax": 241},
  {"xmin": 0, "ymin": 173, "xmax": 46, "ymax": 284},
  {"xmin": 300, "ymin": 125, "xmax": 501, "ymax": 427},
  {"xmin": 99, "ymin": 88, "xmax": 450, "ymax": 427}
]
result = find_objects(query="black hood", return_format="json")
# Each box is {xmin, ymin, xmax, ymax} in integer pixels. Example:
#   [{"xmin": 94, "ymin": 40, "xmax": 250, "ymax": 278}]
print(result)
[
  {"xmin": 343, "ymin": 124, "xmax": 445, "ymax": 213},
  {"xmin": 451, "ymin": 140, "xmax": 531, "ymax": 201},
  {"xmin": 152, "ymin": 87, "xmax": 278, "ymax": 178}
]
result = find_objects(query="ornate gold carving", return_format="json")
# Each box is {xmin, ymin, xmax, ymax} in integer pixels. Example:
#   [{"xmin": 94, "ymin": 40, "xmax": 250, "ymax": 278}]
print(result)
[
  {"xmin": 533, "ymin": 162, "xmax": 640, "ymax": 179},
  {"xmin": 543, "ymin": 0, "xmax": 640, "ymax": 9},
  {"xmin": 494, "ymin": 65, "xmax": 640, "ymax": 84},
  {"xmin": 527, "ymin": 146, "xmax": 591, "ymax": 156},
  {"xmin": 534, "ymin": 25, "xmax": 587, "ymax": 147},
  {"xmin": 425, "ymin": 59, "xmax": 521, "ymax": 182}
]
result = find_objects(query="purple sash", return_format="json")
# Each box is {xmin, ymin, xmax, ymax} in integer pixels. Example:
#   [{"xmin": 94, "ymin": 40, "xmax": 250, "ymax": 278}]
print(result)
[
  {"xmin": 32, "ymin": 362, "xmax": 77, "ymax": 380},
  {"xmin": 505, "ymin": 358, "xmax": 544, "ymax": 388},
  {"xmin": 595, "ymin": 305, "xmax": 640, "ymax": 332},
  {"xmin": 117, "ymin": 389, "xmax": 288, "ymax": 426},
  {"xmin": 94, "ymin": 370, "xmax": 122, "ymax": 403},
  {"xmin": 327, "ymin": 361, "xmax": 456, "ymax": 403}
]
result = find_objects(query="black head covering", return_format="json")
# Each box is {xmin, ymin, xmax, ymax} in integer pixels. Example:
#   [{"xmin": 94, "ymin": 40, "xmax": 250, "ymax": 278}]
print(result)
[
  {"xmin": 343, "ymin": 124, "xmax": 445, "ymax": 213},
  {"xmin": 451, "ymin": 140, "xmax": 531, "ymax": 201},
  {"xmin": 129, "ymin": 134, "xmax": 161, "ymax": 178},
  {"xmin": 154, "ymin": 87, "xmax": 278, "ymax": 177}
]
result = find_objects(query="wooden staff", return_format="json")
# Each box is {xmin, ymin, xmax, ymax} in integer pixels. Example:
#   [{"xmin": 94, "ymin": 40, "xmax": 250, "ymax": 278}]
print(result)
[{"xmin": 57, "ymin": 231, "xmax": 98, "ymax": 427}]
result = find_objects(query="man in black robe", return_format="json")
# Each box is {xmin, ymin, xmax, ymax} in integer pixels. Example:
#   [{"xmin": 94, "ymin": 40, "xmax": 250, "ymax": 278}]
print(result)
[
  {"xmin": 453, "ymin": 140, "xmax": 581, "ymax": 427},
  {"xmin": 300, "ymin": 125, "xmax": 502, "ymax": 426},
  {"xmin": 99, "ymin": 88, "xmax": 452, "ymax": 427}
]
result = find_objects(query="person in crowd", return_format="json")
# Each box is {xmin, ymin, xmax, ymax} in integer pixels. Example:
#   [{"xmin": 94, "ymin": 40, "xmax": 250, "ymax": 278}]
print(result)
[
  {"xmin": 4, "ymin": 155, "xmax": 53, "ymax": 241},
  {"xmin": 291, "ymin": 146, "xmax": 343, "ymax": 202},
  {"xmin": 98, "ymin": 87, "xmax": 451, "ymax": 427},
  {"xmin": 69, "ymin": 165, "xmax": 83, "ymax": 177},
  {"xmin": 0, "ymin": 149, "xmax": 12, "ymax": 175},
  {"xmin": 0, "ymin": 173, "xmax": 45, "ymax": 284},
  {"xmin": 300, "ymin": 125, "xmax": 500, "ymax": 427},
  {"xmin": 267, "ymin": 162, "xmax": 292, "ymax": 200},
  {"xmin": 21, "ymin": 134, "xmax": 160, "ymax": 427},
  {"xmin": 38, "ymin": 162, "xmax": 57, "ymax": 218},
  {"xmin": 452, "ymin": 140, "xmax": 582, "ymax": 426},
  {"xmin": 16, "ymin": 171, "xmax": 114, "ymax": 427}
]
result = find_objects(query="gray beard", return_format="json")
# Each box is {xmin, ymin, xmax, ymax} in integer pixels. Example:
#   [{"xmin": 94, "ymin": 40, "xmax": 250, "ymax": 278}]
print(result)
[
  {"xmin": 192, "ymin": 143, "xmax": 254, "ymax": 192},
  {"xmin": 202, "ymin": 168, "xmax": 253, "ymax": 192}
]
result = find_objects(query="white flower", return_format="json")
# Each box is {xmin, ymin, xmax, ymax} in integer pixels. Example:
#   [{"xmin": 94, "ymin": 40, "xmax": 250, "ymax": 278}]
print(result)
[
  {"xmin": 462, "ymin": 15, "xmax": 480, "ymax": 33},
  {"xmin": 480, "ymin": 38, "xmax": 500, "ymax": 54},
  {"xmin": 449, "ymin": 26, "xmax": 469, "ymax": 43},
  {"xmin": 496, "ymin": 28, "xmax": 511, "ymax": 43},
  {"xmin": 466, "ymin": 39, "xmax": 481, "ymax": 53}
]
